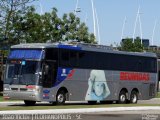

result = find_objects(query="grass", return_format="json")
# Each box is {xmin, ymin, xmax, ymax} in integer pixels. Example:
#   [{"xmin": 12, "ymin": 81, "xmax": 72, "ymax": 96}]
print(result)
[
  {"xmin": 156, "ymin": 92, "xmax": 160, "ymax": 98},
  {"xmin": 0, "ymin": 95, "xmax": 3, "ymax": 101}
]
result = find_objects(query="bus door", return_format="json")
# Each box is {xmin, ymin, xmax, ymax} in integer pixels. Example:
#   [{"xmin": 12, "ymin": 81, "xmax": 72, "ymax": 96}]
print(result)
[{"xmin": 42, "ymin": 61, "xmax": 57, "ymax": 88}]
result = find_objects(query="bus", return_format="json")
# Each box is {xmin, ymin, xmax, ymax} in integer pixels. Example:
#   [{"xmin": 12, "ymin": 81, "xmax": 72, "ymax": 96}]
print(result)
[{"xmin": 3, "ymin": 43, "xmax": 158, "ymax": 105}]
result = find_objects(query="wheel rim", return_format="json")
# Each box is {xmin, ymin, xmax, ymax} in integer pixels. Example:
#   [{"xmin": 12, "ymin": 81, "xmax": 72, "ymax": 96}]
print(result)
[
  {"xmin": 120, "ymin": 94, "xmax": 126, "ymax": 102},
  {"xmin": 57, "ymin": 94, "xmax": 64, "ymax": 103},
  {"xmin": 132, "ymin": 94, "xmax": 137, "ymax": 103}
]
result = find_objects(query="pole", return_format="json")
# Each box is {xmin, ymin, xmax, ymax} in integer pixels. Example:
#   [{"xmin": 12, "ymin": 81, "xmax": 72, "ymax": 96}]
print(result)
[
  {"xmin": 138, "ymin": 13, "xmax": 143, "ymax": 44},
  {"xmin": 133, "ymin": 6, "xmax": 140, "ymax": 42},
  {"xmin": 75, "ymin": 0, "xmax": 79, "ymax": 15},
  {"xmin": 91, "ymin": 0, "xmax": 96, "ymax": 41},
  {"xmin": 121, "ymin": 16, "xmax": 127, "ymax": 40},
  {"xmin": 39, "ymin": 2, "xmax": 43, "ymax": 15},
  {"xmin": 95, "ymin": 8, "xmax": 101, "ymax": 44},
  {"xmin": 151, "ymin": 19, "xmax": 157, "ymax": 46}
]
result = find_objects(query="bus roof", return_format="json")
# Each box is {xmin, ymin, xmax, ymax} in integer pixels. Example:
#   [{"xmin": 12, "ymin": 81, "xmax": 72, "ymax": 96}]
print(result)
[{"xmin": 11, "ymin": 43, "xmax": 157, "ymax": 58}]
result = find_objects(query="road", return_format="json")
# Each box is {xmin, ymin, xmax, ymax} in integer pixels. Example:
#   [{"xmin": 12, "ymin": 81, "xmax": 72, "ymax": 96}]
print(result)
[
  {"xmin": 0, "ymin": 98, "xmax": 160, "ymax": 120},
  {"xmin": 0, "ymin": 110, "xmax": 160, "ymax": 120},
  {"xmin": 81, "ymin": 110, "xmax": 160, "ymax": 120}
]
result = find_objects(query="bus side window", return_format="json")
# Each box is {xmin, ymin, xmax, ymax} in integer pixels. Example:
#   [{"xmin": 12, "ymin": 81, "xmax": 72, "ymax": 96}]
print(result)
[
  {"xmin": 138, "ymin": 60, "xmax": 143, "ymax": 72},
  {"xmin": 151, "ymin": 59, "xmax": 157, "ymax": 73},
  {"xmin": 60, "ymin": 50, "xmax": 69, "ymax": 67},
  {"xmin": 45, "ymin": 48, "xmax": 58, "ymax": 61},
  {"xmin": 70, "ymin": 51, "xmax": 79, "ymax": 67}
]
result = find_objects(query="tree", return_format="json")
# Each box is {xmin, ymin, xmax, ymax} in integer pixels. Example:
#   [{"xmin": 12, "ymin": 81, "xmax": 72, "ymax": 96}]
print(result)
[
  {"xmin": 133, "ymin": 37, "xmax": 143, "ymax": 52},
  {"xmin": 9, "ymin": 6, "xmax": 96, "ymax": 44},
  {"xmin": 119, "ymin": 37, "xmax": 144, "ymax": 52},
  {"xmin": 0, "ymin": 0, "xmax": 37, "ymax": 47},
  {"xmin": 61, "ymin": 12, "xmax": 95, "ymax": 43},
  {"xmin": 0, "ymin": 3, "xmax": 96, "ymax": 48}
]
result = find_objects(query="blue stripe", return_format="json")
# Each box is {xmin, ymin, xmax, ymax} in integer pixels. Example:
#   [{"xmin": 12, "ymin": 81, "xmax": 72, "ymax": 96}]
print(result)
[
  {"xmin": 58, "ymin": 45, "xmax": 81, "ymax": 50},
  {"xmin": 54, "ymin": 67, "xmax": 73, "ymax": 87},
  {"xmin": 9, "ymin": 49, "xmax": 43, "ymax": 59}
]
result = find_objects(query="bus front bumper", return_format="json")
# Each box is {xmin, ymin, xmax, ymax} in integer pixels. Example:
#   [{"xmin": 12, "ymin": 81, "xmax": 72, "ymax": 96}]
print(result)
[{"xmin": 3, "ymin": 91, "xmax": 41, "ymax": 101}]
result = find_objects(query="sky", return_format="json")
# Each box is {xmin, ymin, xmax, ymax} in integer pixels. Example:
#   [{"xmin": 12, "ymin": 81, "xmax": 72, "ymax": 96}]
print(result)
[{"xmin": 32, "ymin": 0, "xmax": 160, "ymax": 46}]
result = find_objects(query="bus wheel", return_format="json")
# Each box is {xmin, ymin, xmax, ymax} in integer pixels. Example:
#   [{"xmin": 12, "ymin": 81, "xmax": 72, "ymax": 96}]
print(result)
[
  {"xmin": 56, "ymin": 91, "xmax": 66, "ymax": 105},
  {"xmin": 24, "ymin": 100, "xmax": 36, "ymax": 106},
  {"xmin": 118, "ymin": 91, "xmax": 127, "ymax": 104},
  {"xmin": 130, "ymin": 91, "xmax": 138, "ymax": 104},
  {"xmin": 88, "ymin": 101, "xmax": 97, "ymax": 105}
]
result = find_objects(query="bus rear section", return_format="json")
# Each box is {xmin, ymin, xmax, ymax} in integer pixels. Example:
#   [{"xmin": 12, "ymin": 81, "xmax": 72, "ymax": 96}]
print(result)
[{"xmin": 54, "ymin": 47, "xmax": 158, "ymax": 104}]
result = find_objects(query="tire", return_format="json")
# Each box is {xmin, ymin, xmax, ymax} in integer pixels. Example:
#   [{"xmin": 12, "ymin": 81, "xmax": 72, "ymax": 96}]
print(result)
[
  {"xmin": 24, "ymin": 100, "xmax": 36, "ymax": 106},
  {"xmin": 130, "ymin": 91, "xmax": 138, "ymax": 104},
  {"xmin": 88, "ymin": 101, "xmax": 97, "ymax": 105},
  {"xmin": 56, "ymin": 91, "xmax": 66, "ymax": 105},
  {"xmin": 118, "ymin": 91, "xmax": 127, "ymax": 104}
]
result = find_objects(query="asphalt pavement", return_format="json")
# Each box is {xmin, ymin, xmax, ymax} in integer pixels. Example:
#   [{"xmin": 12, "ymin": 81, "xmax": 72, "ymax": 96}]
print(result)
[{"xmin": 0, "ymin": 98, "xmax": 160, "ymax": 120}]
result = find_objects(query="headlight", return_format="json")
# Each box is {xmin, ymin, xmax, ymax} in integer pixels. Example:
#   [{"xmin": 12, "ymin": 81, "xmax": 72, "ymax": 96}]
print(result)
[
  {"xmin": 27, "ymin": 88, "xmax": 40, "ymax": 92},
  {"xmin": 4, "ymin": 88, "xmax": 10, "ymax": 91}
]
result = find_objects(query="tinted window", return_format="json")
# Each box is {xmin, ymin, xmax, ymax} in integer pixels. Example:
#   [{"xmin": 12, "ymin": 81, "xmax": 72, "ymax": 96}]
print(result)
[
  {"xmin": 45, "ymin": 48, "xmax": 58, "ymax": 61},
  {"xmin": 59, "ymin": 49, "xmax": 157, "ymax": 73},
  {"xmin": 60, "ymin": 50, "xmax": 70, "ymax": 66},
  {"xmin": 70, "ymin": 51, "xmax": 79, "ymax": 67},
  {"xmin": 42, "ymin": 61, "xmax": 57, "ymax": 88}
]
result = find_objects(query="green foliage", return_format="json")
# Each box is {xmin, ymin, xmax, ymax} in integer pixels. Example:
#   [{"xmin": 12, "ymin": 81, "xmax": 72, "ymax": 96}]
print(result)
[
  {"xmin": 0, "ymin": 0, "xmax": 37, "ymax": 48},
  {"xmin": 119, "ymin": 37, "xmax": 144, "ymax": 52},
  {"xmin": 0, "ymin": 3, "xmax": 96, "ymax": 48}
]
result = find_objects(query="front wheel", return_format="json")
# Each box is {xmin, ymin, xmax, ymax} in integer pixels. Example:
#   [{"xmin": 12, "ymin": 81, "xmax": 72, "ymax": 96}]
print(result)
[
  {"xmin": 130, "ymin": 91, "xmax": 138, "ymax": 104},
  {"xmin": 56, "ymin": 91, "xmax": 66, "ymax": 105},
  {"xmin": 24, "ymin": 100, "xmax": 36, "ymax": 106}
]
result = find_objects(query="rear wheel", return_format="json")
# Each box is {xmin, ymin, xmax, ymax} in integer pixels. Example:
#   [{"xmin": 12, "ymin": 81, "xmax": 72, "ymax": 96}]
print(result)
[
  {"xmin": 118, "ymin": 91, "xmax": 127, "ymax": 104},
  {"xmin": 24, "ymin": 100, "xmax": 36, "ymax": 106},
  {"xmin": 56, "ymin": 91, "xmax": 66, "ymax": 105},
  {"xmin": 130, "ymin": 91, "xmax": 138, "ymax": 104}
]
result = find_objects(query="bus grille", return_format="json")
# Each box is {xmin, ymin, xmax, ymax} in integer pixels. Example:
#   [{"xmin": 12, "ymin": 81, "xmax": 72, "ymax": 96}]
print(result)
[
  {"xmin": 20, "ymin": 88, "xmax": 27, "ymax": 91},
  {"xmin": 11, "ymin": 88, "xmax": 18, "ymax": 91}
]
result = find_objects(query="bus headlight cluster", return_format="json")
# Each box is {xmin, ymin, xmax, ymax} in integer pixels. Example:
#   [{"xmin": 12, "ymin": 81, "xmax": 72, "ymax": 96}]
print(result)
[
  {"xmin": 27, "ymin": 89, "xmax": 35, "ymax": 92},
  {"xmin": 4, "ymin": 88, "xmax": 10, "ymax": 91},
  {"xmin": 27, "ymin": 88, "xmax": 40, "ymax": 92}
]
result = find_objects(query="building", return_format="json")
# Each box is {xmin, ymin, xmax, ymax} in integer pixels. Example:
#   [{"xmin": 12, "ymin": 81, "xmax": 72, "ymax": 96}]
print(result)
[{"xmin": 142, "ymin": 39, "xmax": 150, "ymax": 48}]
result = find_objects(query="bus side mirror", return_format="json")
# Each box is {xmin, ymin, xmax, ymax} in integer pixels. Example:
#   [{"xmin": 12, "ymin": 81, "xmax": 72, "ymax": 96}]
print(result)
[{"xmin": 44, "ymin": 65, "xmax": 49, "ymax": 75}]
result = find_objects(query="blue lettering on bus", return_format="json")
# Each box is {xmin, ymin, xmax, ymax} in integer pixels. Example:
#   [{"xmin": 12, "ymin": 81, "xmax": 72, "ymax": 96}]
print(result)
[{"xmin": 54, "ymin": 67, "xmax": 73, "ymax": 87}]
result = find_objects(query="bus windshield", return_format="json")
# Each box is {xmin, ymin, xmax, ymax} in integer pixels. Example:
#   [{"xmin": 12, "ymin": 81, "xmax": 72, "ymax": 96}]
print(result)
[{"xmin": 5, "ymin": 61, "xmax": 40, "ymax": 85}]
